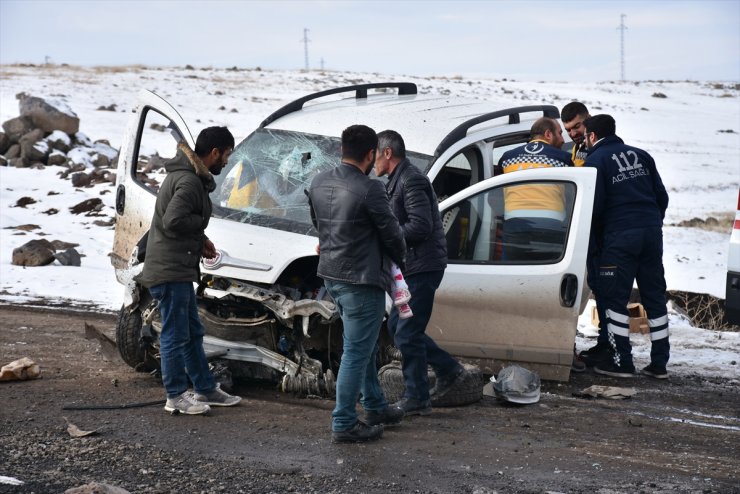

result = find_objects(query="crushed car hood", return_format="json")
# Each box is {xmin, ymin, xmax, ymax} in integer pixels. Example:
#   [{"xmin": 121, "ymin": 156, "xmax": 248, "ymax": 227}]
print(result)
[{"xmin": 202, "ymin": 217, "xmax": 318, "ymax": 284}]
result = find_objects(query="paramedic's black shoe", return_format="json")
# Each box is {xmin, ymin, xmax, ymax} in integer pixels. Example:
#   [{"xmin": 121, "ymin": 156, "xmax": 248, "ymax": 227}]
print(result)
[
  {"xmin": 393, "ymin": 397, "xmax": 432, "ymax": 416},
  {"xmin": 580, "ymin": 343, "xmax": 612, "ymax": 367},
  {"xmin": 331, "ymin": 421, "xmax": 384, "ymax": 443},
  {"xmin": 594, "ymin": 361, "xmax": 636, "ymax": 378},
  {"xmin": 364, "ymin": 405, "xmax": 405, "ymax": 426},
  {"xmin": 641, "ymin": 364, "xmax": 668, "ymax": 379}
]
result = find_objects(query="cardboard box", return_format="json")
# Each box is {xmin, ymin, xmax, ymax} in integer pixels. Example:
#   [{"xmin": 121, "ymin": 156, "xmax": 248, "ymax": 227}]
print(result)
[{"xmin": 591, "ymin": 303, "xmax": 649, "ymax": 334}]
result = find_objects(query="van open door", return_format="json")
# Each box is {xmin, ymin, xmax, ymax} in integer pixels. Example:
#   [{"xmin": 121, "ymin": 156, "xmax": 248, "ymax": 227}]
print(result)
[
  {"xmin": 432, "ymin": 167, "xmax": 596, "ymax": 381},
  {"xmin": 111, "ymin": 90, "xmax": 194, "ymax": 275}
]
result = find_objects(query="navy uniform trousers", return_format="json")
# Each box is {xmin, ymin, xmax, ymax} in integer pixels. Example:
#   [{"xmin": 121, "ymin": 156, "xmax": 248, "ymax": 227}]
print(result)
[{"xmin": 597, "ymin": 226, "xmax": 670, "ymax": 368}]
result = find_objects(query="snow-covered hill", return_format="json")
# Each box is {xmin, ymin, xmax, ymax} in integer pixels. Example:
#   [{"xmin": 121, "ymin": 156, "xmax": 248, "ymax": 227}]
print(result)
[{"xmin": 0, "ymin": 64, "xmax": 738, "ymax": 379}]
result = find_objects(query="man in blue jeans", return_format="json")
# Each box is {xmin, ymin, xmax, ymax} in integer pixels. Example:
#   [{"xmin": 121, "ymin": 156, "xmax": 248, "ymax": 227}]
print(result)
[
  {"xmin": 308, "ymin": 125, "xmax": 407, "ymax": 443},
  {"xmin": 375, "ymin": 130, "xmax": 466, "ymax": 415},
  {"xmin": 138, "ymin": 127, "xmax": 242, "ymax": 415}
]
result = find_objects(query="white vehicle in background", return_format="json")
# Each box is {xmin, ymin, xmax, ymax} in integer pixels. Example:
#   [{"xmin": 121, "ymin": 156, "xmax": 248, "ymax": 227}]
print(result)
[
  {"xmin": 110, "ymin": 82, "xmax": 596, "ymax": 396},
  {"xmin": 725, "ymin": 189, "xmax": 740, "ymax": 325}
]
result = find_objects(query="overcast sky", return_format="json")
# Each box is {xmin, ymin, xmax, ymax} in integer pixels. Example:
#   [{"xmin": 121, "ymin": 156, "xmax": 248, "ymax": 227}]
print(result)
[{"xmin": 1, "ymin": 0, "xmax": 738, "ymax": 81}]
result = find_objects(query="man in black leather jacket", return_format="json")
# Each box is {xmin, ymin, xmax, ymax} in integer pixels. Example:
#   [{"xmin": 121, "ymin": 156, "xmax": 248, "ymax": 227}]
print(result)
[
  {"xmin": 375, "ymin": 130, "xmax": 466, "ymax": 415},
  {"xmin": 308, "ymin": 125, "xmax": 407, "ymax": 443}
]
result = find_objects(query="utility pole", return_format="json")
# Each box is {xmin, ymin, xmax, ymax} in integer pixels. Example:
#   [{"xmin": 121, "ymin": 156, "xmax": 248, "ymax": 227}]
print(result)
[
  {"xmin": 320, "ymin": 57, "xmax": 325, "ymax": 71},
  {"xmin": 618, "ymin": 14, "xmax": 627, "ymax": 81},
  {"xmin": 301, "ymin": 28, "xmax": 311, "ymax": 71}
]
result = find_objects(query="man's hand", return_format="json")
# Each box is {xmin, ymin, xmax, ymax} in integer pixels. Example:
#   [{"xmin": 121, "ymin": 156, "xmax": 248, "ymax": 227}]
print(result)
[
  {"xmin": 315, "ymin": 244, "xmax": 321, "ymax": 254},
  {"xmin": 202, "ymin": 239, "xmax": 217, "ymax": 259}
]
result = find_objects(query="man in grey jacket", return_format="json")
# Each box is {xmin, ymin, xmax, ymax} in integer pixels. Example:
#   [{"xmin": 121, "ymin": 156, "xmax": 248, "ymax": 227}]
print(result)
[
  {"xmin": 308, "ymin": 125, "xmax": 407, "ymax": 443},
  {"xmin": 139, "ymin": 127, "xmax": 241, "ymax": 415},
  {"xmin": 375, "ymin": 130, "xmax": 465, "ymax": 415}
]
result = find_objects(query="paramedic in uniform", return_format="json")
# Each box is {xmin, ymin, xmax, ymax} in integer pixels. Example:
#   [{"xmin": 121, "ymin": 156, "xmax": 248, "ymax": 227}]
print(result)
[{"xmin": 583, "ymin": 114, "xmax": 670, "ymax": 379}]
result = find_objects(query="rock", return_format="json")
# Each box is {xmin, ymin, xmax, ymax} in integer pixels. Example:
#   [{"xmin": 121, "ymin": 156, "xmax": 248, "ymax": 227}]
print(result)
[
  {"xmin": 74, "ymin": 132, "xmax": 92, "ymax": 147},
  {"xmin": 5, "ymin": 143, "xmax": 21, "ymax": 159},
  {"xmin": 12, "ymin": 239, "xmax": 55, "ymax": 266},
  {"xmin": 0, "ymin": 155, "xmax": 6, "ymax": 167},
  {"xmin": 2, "ymin": 116, "xmax": 34, "ymax": 142},
  {"xmin": 71, "ymin": 172, "xmax": 91, "ymax": 187},
  {"xmin": 64, "ymin": 482, "xmax": 131, "ymax": 494},
  {"xmin": 0, "ymin": 131, "xmax": 9, "ymax": 154},
  {"xmin": 18, "ymin": 94, "xmax": 80, "ymax": 134},
  {"xmin": 652, "ymin": 92, "xmax": 667, "ymax": 98},
  {"xmin": 46, "ymin": 130, "xmax": 72, "ymax": 152},
  {"xmin": 20, "ymin": 129, "xmax": 49, "ymax": 163},
  {"xmin": 14, "ymin": 196, "xmax": 37, "ymax": 208},
  {"xmin": 92, "ymin": 153, "xmax": 110, "ymax": 168},
  {"xmin": 50, "ymin": 240, "xmax": 79, "ymax": 250},
  {"xmin": 9, "ymin": 157, "xmax": 28, "ymax": 168},
  {"xmin": 54, "ymin": 248, "xmax": 82, "ymax": 266},
  {"xmin": 70, "ymin": 197, "xmax": 102, "ymax": 214},
  {"xmin": 96, "ymin": 104, "xmax": 117, "ymax": 111},
  {"xmin": 47, "ymin": 150, "xmax": 67, "ymax": 166}
]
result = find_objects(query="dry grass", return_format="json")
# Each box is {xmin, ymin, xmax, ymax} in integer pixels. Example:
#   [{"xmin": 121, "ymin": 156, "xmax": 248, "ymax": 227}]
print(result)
[{"xmin": 666, "ymin": 290, "xmax": 738, "ymax": 331}]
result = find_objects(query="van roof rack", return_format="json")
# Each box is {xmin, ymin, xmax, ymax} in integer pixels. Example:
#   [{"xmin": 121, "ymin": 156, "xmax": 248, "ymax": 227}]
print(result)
[
  {"xmin": 259, "ymin": 82, "xmax": 418, "ymax": 128},
  {"xmin": 432, "ymin": 105, "xmax": 560, "ymax": 162}
]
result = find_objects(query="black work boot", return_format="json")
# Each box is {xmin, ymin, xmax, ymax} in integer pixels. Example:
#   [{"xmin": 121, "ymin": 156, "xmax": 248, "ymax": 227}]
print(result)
[
  {"xmin": 364, "ymin": 405, "xmax": 405, "ymax": 426},
  {"xmin": 331, "ymin": 421, "xmax": 384, "ymax": 444},
  {"xmin": 393, "ymin": 397, "xmax": 432, "ymax": 416}
]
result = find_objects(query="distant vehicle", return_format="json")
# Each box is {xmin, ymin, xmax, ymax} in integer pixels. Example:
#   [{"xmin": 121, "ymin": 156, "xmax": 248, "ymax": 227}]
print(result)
[
  {"xmin": 725, "ymin": 188, "xmax": 740, "ymax": 325},
  {"xmin": 110, "ymin": 82, "xmax": 596, "ymax": 395}
]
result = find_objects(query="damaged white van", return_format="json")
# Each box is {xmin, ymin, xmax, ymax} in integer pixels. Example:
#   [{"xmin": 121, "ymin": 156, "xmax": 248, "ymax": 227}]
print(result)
[{"xmin": 110, "ymin": 82, "xmax": 596, "ymax": 396}]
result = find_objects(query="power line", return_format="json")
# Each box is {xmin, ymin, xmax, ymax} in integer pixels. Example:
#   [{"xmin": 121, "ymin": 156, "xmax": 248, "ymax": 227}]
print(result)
[
  {"xmin": 301, "ymin": 28, "xmax": 311, "ymax": 71},
  {"xmin": 618, "ymin": 14, "xmax": 628, "ymax": 81}
]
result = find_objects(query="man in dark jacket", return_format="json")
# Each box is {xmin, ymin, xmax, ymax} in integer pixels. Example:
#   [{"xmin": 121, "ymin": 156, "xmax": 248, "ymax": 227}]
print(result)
[
  {"xmin": 375, "ymin": 130, "xmax": 465, "ymax": 415},
  {"xmin": 583, "ymin": 114, "xmax": 670, "ymax": 379},
  {"xmin": 308, "ymin": 125, "xmax": 407, "ymax": 443},
  {"xmin": 139, "ymin": 127, "xmax": 242, "ymax": 415}
]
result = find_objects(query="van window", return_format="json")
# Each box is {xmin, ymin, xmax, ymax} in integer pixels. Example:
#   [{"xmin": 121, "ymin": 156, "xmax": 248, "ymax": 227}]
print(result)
[
  {"xmin": 131, "ymin": 108, "xmax": 185, "ymax": 194},
  {"xmin": 443, "ymin": 180, "xmax": 576, "ymax": 264}
]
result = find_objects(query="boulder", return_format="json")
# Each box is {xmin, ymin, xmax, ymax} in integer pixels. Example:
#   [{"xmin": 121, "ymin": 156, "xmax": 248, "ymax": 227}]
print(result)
[
  {"xmin": 5, "ymin": 143, "xmax": 21, "ymax": 159},
  {"xmin": 0, "ymin": 155, "xmax": 6, "ymax": 166},
  {"xmin": 70, "ymin": 197, "xmax": 102, "ymax": 214},
  {"xmin": 47, "ymin": 150, "xmax": 67, "ymax": 166},
  {"xmin": 71, "ymin": 172, "xmax": 91, "ymax": 187},
  {"xmin": 2, "ymin": 116, "xmax": 34, "ymax": 142},
  {"xmin": 20, "ymin": 129, "xmax": 49, "ymax": 163},
  {"xmin": 54, "ymin": 248, "xmax": 82, "ymax": 266},
  {"xmin": 9, "ymin": 157, "xmax": 28, "ymax": 168},
  {"xmin": 46, "ymin": 130, "xmax": 72, "ymax": 153},
  {"xmin": 18, "ymin": 93, "xmax": 79, "ymax": 134},
  {"xmin": 0, "ymin": 131, "xmax": 9, "ymax": 154},
  {"xmin": 12, "ymin": 239, "xmax": 56, "ymax": 267},
  {"xmin": 92, "ymin": 153, "xmax": 110, "ymax": 168}
]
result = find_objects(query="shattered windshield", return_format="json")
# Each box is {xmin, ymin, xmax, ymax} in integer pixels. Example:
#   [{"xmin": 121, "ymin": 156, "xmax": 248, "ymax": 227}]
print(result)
[
  {"xmin": 211, "ymin": 129, "xmax": 340, "ymax": 235},
  {"xmin": 211, "ymin": 128, "xmax": 431, "ymax": 235}
]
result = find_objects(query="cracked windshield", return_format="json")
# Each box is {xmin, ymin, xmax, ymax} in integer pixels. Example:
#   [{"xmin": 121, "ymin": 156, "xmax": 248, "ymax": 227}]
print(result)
[{"xmin": 212, "ymin": 128, "xmax": 340, "ymax": 234}]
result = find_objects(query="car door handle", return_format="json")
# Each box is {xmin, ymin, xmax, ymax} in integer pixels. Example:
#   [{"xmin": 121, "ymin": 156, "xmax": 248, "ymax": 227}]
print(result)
[
  {"xmin": 560, "ymin": 273, "xmax": 578, "ymax": 307},
  {"xmin": 116, "ymin": 184, "xmax": 125, "ymax": 215}
]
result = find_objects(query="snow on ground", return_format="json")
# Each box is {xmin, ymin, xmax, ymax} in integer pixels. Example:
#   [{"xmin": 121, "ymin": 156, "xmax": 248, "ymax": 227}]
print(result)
[{"xmin": 0, "ymin": 65, "xmax": 738, "ymax": 379}]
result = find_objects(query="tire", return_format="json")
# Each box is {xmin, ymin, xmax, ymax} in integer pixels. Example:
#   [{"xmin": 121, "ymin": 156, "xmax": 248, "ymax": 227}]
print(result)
[
  {"xmin": 378, "ymin": 361, "xmax": 483, "ymax": 407},
  {"xmin": 116, "ymin": 305, "xmax": 158, "ymax": 372}
]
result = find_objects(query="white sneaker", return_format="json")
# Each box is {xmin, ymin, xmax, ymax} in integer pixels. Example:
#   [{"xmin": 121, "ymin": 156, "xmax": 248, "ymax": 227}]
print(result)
[
  {"xmin": 164, "ymin": 391, "xmax": 211, "ymax": 415},
  {"xmin": 193, "ymin": 384, "xmax": 242, "ymax": 407}
]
